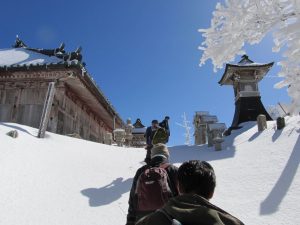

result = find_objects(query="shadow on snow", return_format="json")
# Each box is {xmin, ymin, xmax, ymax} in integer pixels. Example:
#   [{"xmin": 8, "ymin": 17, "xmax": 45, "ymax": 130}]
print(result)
[
  {"xmin": 81, "ymin": 177, "xmax": 133, "ymax": 207},
  {"xmin": 0, "ymin": 122, "xmax": 36, "ymax": 137},
  {"xmin": 168, "ymin": 122, "xmax": 256, "ymax": 164},
  {"xmin": 260, "ymin": 134, "xmax": 300, "ymax": 215}
]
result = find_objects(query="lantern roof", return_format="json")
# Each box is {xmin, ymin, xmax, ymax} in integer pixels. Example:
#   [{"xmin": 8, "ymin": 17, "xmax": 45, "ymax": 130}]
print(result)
[{"xmin": 219, "ymin": 55, "xmax": 274, "ymax": 85}]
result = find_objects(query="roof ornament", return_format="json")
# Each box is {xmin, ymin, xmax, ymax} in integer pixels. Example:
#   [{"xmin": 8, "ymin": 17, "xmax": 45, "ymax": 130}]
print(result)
[
  {"xmin": 11, "ymin": 37, "xmax": 83, "ymax": 63},
  {"xmin": 13, "ymin": 35, "xmax": 27, "ymax": 48},
  {"xmin": 53, "ymin": 42, "xmax": 66, "ymax": 58},
  {"xmin": 238, "ymin": 54, "xmax": 254, "ymax": 64},
  {"xmin": 55, "ymin": 42, "xmax": 65, "ymax": 54},
  {"xmin": 67, "ymin": 46, "xmax": 83, "ymax": 62}
]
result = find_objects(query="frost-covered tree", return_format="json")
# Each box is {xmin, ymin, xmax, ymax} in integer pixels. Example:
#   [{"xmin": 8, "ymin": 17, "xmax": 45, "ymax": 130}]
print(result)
[{"xmin": 199, "ymin": 0, "xmax": 300, "ymax": 114}]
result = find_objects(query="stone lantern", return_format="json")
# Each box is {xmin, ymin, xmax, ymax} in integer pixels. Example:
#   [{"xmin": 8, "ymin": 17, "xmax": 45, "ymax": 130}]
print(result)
[
  {"xmin": 219, "ymin": 55, "xmax": 273, "ymax": 131},
  {"xmin": 193, "ymin": 111, "xmax": 209, "ymax": 145},
  {"xmin": 113, "ymin": 129, "xmax": 126, "ymax": 147},
  {"xmin": 201, "ymin": 115, "xmax": 218, "ymax": 147},
  {"xmin": 124, "ymin": 118, "xmax": 134, "ymax": 147},
  {"xmin": 104, "ymin": 132, "xmax": 113, "ymax": 145},
  {"xmin": 207, "ymin": 123, "xmax": 226, "ymax": 151}
]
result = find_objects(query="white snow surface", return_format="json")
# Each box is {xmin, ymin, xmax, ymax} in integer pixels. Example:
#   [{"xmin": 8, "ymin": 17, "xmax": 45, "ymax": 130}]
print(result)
[
  {"xmin": 1, "ymin": 116, "xmax": 300, "ymax": 225},
  {"xmin": 0, "ymin": 48, "xmax": 63, "ymax": 67}
]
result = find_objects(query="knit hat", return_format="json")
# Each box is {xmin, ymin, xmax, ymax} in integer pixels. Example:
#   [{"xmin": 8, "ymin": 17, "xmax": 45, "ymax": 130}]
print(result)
[
  {"xmin": 152, "ymin": 119, "xmax": 159, "ymax": 124},
  {"xmin": 151, "ymin": 143, "xmax": 170, "ymax": 159}
]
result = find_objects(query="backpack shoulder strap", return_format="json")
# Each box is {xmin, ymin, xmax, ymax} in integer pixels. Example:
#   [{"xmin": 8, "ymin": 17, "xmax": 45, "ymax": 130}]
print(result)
[
  {"xmin": 158, "ymin": 163, "xmax": 179, "ymax": 196},
  {"xmin": 167, "ymin": 164, "xmax": 180, "ymax": 196}
]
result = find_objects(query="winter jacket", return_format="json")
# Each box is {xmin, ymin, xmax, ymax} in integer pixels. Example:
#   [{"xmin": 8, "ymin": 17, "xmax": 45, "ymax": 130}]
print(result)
[
  {"xmin": 126, "ymin": 156, "xmax": 179, "ymax": 225},
  {"xmin": 136, "ymin": 193, "xmax": 244, "ymax": 225},
  {"xmin": 144, "ymin": 126, "xmax": 158, "ymax": 146},
  {"xmin": 159, "ymin": 119, "xmax": 170, "ymax": 136}
]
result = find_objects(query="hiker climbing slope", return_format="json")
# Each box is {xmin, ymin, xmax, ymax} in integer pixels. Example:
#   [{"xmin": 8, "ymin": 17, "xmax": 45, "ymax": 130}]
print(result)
[{"xmin": 126, "ymin": 144, "xmax": 179, "ymax": 225}]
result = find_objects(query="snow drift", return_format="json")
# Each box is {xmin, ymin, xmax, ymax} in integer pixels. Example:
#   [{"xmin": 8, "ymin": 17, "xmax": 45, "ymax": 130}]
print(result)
[{"xmin": 0, "ymin": 116, "xmax": 299, "ymax": 225}]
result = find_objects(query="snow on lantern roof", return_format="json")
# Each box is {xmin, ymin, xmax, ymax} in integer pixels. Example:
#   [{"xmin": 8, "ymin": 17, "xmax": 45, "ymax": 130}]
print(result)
[{"xmin": 219, "ymin": 55, "xmax": 274, "ymax": 85}]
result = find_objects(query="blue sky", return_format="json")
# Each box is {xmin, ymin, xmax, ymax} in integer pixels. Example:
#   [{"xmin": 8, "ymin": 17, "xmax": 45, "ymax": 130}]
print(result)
[{"xmin": 1, "ymin": 0, "xmax": 290, "ymax": 146}]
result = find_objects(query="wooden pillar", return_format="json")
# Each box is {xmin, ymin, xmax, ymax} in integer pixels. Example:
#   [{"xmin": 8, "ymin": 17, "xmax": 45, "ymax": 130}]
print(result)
[{"xmin": 38, "ymin": 82, "xmax": 56, "ymax": 138}]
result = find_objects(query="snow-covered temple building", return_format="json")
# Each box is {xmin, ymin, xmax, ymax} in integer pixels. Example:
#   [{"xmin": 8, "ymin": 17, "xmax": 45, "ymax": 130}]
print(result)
[
  {"xmin": 219, "ymin": 55, "xmax": 273, "ymax": 131},
  {"xmin": 0, "ymin": 37, "xmax": 124, "ymax": 143},
  {"xmin": 131, "ymin": 118, "xmax": 146, "ymax": 147}
]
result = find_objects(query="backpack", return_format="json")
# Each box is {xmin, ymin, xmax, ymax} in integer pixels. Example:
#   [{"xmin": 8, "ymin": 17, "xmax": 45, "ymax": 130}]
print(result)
[
  {"xmin": 152, "ymin": 127, "xmax": 169, "ymax": 145},
  {"xmin": 135, "ymin": 164, "xmax": 173, "ymax": 211}
]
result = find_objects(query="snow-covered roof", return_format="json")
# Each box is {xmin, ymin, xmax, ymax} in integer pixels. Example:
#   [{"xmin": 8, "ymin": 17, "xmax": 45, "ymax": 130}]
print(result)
[
  {"xmin": 219, "ymin": 55, "xmax": 274, "ymax": 85},
  {"xmin": 0, "ymin": 37, "xmax": 82, "ymax": 70},
  {"xmin": 0, "ymin": 48, "xmax": 65, "ymax": 67}
]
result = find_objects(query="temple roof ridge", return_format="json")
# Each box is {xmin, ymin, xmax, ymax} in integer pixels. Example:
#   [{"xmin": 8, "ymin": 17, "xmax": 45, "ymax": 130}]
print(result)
[{"xmin": 11, "ymin": 36, "xmax": 83, "ymax": 64}]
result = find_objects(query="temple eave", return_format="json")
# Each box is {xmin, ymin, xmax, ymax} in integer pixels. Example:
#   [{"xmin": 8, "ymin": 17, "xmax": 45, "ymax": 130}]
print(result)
[{"xmin": 219, "ymin": 62, "xmax": 274, "ymax": 85}]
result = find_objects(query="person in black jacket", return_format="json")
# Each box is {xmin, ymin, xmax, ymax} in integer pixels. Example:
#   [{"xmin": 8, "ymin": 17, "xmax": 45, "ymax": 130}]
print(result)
[
  {"xmin": 126, "ymin": 144, "xmax": 179, "ymax": 225},
  {"xmin": 144, "ymin": 120, "xmax": 160, "ymax": 164}
]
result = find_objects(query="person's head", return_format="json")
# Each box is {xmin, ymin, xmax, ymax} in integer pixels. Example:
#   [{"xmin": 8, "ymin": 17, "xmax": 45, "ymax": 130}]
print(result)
[
  {"xmin": 151, "ymin": 119, "xmax": 159, "ymax": 128},
  {"xmin": 165, "ymin": 116, "xmax": 170, "ymax": 120},
  {"xmin": 151, "ymin": 143, "xmax": 170, "ymax": 159},
  {"xmin": 178, "ymin": 160, "xmax": 216, "ymax": 200}
]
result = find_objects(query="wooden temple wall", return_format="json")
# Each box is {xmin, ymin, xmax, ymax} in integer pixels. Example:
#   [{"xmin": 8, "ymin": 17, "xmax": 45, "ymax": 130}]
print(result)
[
  {"xmin": 0, "ymin": 82, "xmax": 48, "ymax": 128},
  {"xmin": 0, "ymin": 81, "xmax": 110, "ymax": 143}
]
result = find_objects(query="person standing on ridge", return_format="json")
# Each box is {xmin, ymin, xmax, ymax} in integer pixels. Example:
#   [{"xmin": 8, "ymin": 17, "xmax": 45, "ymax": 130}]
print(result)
[
  {"xmin": 159, "ymin": 116, "xmax": 170, "ymax": 143},
  {"xmin": 144, "ymin": 120, "xmax": 160, "ymax": 164}
]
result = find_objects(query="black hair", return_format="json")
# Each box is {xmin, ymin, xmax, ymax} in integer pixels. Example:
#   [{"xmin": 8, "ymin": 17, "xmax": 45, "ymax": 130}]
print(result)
[
  {"xmin": 152, "ymin": 119, "xmax": 159, "ymax": 124},
  {"xmin": 178, "ymin": 160, "xmax": 216, "ymax": 199}
]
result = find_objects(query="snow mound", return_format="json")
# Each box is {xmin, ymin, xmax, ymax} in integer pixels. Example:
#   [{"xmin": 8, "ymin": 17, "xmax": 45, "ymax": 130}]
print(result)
[{"xmin": 0, "ymin": 116, "xmax": 299, "ymax": 225}]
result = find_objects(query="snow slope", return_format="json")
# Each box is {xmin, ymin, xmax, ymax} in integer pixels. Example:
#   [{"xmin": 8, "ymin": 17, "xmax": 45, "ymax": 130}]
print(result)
[{"xmin": 0, "ymin": 116, "xmax": 299, "ymax": 225}]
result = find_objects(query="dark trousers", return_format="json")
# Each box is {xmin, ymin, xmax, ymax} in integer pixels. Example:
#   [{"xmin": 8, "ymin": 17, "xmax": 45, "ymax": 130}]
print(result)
[{"xmin": 144, "ymin": 145, "xmax": 153, "ymax": 164}]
